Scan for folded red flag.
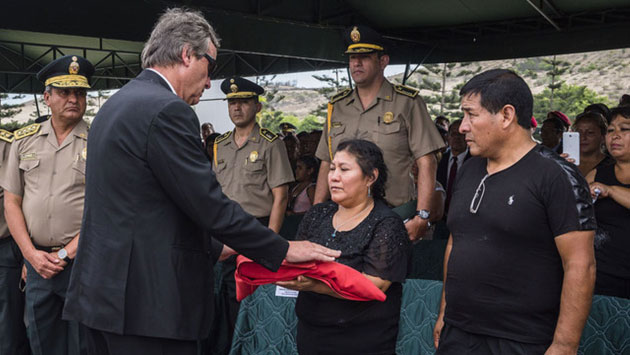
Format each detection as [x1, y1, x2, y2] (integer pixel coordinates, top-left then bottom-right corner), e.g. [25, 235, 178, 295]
[234, 255, 386, 302]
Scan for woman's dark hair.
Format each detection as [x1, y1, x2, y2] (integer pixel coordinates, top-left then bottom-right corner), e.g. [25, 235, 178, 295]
[297, 155, 319, 182]
[609, 106, 630, 122]
[583, 103, 610, 123]
[336, 139, 388, 201]
[573, 111, 607, 136]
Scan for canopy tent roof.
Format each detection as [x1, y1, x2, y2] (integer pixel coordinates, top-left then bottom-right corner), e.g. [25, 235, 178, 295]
[1, 0, 629, 93]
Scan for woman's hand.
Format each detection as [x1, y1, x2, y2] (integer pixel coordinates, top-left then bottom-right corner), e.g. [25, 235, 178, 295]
[433, 312, 445, 349]
[559, 153, 576, 165]
[590, 181, 610, 199]
[276, 275, 322, 293]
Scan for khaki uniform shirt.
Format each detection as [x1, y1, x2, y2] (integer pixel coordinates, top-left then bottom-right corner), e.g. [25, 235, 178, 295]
[214, 124, 294, 217]
[0, 134, 13, 239]
[316, 80, 445, 206]
[2, 119, 88, 247]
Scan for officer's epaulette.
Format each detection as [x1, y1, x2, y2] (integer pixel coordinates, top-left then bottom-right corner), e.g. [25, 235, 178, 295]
[214, 131, 232, 144]
[260, 127, 278, 143]
[394, 84, 419, 99]
[0, 129, 14, 143]
[14, 123, 41, 140]
[329, 88, 352, 104]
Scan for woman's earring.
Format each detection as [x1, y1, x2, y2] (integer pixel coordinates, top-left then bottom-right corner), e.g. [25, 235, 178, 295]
[367, 186, 372, 198]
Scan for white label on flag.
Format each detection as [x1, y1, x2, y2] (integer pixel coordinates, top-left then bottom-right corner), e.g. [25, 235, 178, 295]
[275, 286, 299, 298]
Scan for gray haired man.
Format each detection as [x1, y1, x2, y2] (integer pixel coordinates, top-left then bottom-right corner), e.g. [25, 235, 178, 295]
[63, 8, 340, 355]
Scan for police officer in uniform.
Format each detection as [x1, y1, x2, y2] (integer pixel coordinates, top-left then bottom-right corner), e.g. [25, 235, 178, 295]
[0, 128, 30, 355]
[2, 55, 93, 355]
[280, 122, 300, 171]
[314, 25, 445, 241]
[213, 76, 294, 345]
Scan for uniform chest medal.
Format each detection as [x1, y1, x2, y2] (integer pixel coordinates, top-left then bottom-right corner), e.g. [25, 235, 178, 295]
[81, 147, 87, 160]
[249, 151, 258, 162]
[383, 112, 394, 124]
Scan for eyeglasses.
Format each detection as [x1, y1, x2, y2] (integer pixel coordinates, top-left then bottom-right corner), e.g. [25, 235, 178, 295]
[203, 54, 217, 77]
[469, 174, 489, 214]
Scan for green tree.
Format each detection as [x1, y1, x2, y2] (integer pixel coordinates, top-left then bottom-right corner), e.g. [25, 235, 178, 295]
[0, 93, 25, 124]
[543, 56, 570, 110]
[310, 69, 349, 118]
[407, 63, 462, 119]
[296, 114, 324, 133]
[257, 109, 282, 134]
[533, 84, 612, 122]
[0, 119, 35, 132]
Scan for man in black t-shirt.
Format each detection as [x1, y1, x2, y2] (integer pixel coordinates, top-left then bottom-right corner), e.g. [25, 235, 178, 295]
[433, 69, 596, 355]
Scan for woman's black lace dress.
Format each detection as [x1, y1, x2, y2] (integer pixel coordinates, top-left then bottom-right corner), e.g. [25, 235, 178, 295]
[294, 200, 411, 355]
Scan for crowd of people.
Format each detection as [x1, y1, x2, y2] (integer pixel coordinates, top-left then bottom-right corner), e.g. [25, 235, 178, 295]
[0, 7, 628, 355]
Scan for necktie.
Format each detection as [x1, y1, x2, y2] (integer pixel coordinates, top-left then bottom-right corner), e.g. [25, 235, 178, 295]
[445, 155, 458, 212]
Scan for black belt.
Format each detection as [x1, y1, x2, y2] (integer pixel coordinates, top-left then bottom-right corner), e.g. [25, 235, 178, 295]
[34, 244, 63, 253]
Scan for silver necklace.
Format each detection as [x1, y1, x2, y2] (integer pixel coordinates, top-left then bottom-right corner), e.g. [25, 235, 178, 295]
[331, 202, 373, 238]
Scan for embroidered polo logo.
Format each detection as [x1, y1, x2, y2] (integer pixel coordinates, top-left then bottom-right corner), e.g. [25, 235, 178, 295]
[508, 195, 515, 205]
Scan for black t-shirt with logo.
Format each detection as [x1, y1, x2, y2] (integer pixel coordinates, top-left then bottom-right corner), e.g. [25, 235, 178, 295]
[445, 144, 596, 344]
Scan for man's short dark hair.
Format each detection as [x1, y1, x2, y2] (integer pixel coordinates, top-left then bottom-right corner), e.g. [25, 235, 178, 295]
[460, 69, 533, 129]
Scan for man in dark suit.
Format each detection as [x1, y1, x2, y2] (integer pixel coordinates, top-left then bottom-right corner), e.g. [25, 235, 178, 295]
[62, 8, 339, 355]
[436, 119, 471, 215]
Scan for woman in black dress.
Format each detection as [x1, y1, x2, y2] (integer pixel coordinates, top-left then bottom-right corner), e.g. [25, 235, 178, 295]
[586, 106, 630, 299]
[277, 139, 411, 355]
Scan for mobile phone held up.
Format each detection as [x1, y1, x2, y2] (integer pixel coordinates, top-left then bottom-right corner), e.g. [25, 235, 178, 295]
[563, 132, 580, 166]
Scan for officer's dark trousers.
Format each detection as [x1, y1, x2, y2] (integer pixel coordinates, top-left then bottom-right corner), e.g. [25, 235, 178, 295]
[25, 260, 85, 355]
[85, 327, 197, 355]
[0, 237, 30, 355]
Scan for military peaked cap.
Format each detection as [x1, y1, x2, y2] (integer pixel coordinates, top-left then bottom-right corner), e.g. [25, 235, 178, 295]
[220, 77, 264, 99]
[344, 25, 386, 54]
[37, 55, 94, 89]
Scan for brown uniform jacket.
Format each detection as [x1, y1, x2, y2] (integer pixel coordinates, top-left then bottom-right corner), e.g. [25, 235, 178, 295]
[214, 124, 294, 217]
[315, 80, 445, 206]
[2, 119, 87, 247]
[0, 130, 14, 239]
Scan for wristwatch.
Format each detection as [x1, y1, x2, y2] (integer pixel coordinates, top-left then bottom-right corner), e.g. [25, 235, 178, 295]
[57, 248, 71, 263]
[415, 209, 430, 220]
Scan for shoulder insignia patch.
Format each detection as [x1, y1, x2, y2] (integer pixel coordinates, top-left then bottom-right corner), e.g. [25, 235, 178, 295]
[14, 123, 41, 140]
[0, 129, 14, 143]
[394, 84, 419, 99]
[330, 88, 352, 104]
[214, 131, 232, 145]
[260, 128, 278, 143]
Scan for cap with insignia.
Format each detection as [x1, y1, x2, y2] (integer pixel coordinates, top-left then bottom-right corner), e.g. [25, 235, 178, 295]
[344, 25, 386, 54]
[36, 55, 94, 89]
[279, 122, 297, 135]
[220, 77, 264, 99]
